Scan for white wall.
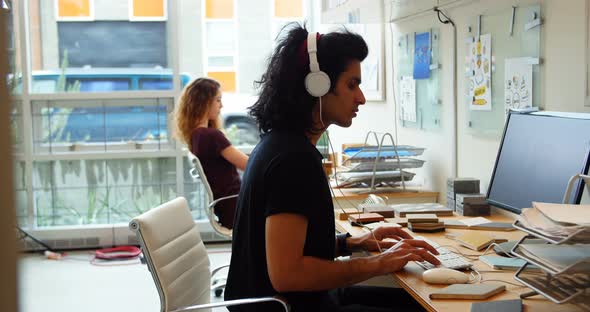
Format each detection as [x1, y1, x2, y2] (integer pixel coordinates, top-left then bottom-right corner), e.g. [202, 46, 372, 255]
[330, 0, 590, 203]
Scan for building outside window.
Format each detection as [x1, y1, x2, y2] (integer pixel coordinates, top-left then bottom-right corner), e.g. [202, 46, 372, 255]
[8, 0, 317, 247]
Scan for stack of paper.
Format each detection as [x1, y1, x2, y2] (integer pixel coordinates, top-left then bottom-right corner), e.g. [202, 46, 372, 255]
[391, 203, 454, 217]
[518, 243, 590, 273]
[517, 202, 590, 242]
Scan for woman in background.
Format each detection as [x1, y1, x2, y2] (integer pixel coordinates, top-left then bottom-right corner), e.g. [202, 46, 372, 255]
[173, 77, 248, 229]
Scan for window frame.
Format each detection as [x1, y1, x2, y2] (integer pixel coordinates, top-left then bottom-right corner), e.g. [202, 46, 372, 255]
[270, 0, 305, 45]
[128, 0, 168, 22]
[202, 0, 238, 92]
[54, 0, 95, 22]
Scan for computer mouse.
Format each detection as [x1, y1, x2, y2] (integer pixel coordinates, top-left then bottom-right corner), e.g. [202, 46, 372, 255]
[422, 268, 470, 284]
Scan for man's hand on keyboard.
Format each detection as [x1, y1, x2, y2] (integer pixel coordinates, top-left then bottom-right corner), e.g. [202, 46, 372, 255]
[348, 226, 417, 252]
[376, 240, 441, 273]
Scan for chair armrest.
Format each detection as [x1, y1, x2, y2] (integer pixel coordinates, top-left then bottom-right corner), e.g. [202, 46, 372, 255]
[208, 194, 239, 210]
[170, 296, 289, 312]
[211, 264, 230, 277]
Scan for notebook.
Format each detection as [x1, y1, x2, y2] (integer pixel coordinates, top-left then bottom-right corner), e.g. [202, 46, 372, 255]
[471, 299, 522, 312]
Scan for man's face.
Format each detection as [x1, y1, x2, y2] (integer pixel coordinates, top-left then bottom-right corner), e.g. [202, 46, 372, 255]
[321, 60, 366, 128]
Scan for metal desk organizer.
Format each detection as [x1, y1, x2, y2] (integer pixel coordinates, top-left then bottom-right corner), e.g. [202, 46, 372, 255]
[337, 131, 425, 192]
[510, 174, 590, 307]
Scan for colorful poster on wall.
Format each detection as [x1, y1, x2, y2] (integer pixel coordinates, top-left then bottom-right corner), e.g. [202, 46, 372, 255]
[468, 34, 492, 111]
[504, 57, 532, 114]
[413, 32, 431, 79]
[400, 75, 416, 122]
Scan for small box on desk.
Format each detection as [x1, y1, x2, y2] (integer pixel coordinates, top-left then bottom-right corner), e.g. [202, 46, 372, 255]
[447, 178, 480, 199]
[456, 203, 490, 216]
[348, 213, 385, 224]
[446, 197, 455, 211]
[456, 193, 486, 205]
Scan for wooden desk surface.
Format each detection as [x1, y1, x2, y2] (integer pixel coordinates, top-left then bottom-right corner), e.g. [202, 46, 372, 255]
[336, 214, 585, 312]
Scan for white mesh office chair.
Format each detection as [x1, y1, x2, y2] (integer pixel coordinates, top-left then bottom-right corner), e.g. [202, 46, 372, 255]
[129, 197, 289, 312]
[187, 152, 235, 296]
[188, 152, 234, 238]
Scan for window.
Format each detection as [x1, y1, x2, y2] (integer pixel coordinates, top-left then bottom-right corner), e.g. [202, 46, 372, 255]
[31, 2, 172, 94]
[205, 0, 233, 19]
[274, 0, 302, 18]
[31, 99, 173, 154]
[14, 162, 27, 227]
[130, 0, 167, 21]
[204, 0, 237, 92]
[32, 158, 177, 226]
[207, 71, 236, 93]
[55, 0, 94, 21]
[271, 0, 304, 43]
[10, 101, 23, 154]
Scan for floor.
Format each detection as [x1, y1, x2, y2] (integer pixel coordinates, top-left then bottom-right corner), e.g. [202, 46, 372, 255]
[18, 243, 232, 312]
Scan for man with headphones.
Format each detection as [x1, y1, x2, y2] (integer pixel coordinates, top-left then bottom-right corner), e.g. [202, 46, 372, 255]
[225, 23, 439, 312]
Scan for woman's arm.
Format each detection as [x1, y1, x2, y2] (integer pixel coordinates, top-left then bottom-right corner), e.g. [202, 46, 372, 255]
[221, 145, 249, 171]
[265, 213, 440, 292]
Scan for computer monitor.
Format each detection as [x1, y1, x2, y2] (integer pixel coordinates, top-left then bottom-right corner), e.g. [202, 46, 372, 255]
[487, 112, 590, 214]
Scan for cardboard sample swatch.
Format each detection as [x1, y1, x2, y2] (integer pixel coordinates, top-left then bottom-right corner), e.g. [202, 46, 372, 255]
[455, 232, 494, 251]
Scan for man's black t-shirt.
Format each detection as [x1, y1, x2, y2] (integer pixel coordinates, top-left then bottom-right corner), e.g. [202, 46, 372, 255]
[225, 130, 335, 311]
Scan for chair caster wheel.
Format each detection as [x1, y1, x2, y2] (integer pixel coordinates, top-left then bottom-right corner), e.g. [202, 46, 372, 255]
[214, 288, 223, 297]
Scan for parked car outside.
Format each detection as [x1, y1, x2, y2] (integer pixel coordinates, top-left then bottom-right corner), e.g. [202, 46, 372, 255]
[26, 68, 260, 147]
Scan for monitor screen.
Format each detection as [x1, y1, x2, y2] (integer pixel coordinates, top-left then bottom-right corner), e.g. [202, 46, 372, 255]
[487, 112, 590, 213]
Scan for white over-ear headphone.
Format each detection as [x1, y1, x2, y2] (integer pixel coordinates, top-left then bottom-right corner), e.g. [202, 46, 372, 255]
[304, 32, 331, 97]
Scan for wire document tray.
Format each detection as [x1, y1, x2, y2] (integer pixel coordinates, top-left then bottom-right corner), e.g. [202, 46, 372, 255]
[509, 174, 590, 306]
[339, 132, 425, 192]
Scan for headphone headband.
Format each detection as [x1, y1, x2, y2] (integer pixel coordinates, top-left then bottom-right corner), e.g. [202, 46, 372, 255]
[307, 32, 320, 73]
[304, 32, 331, 97]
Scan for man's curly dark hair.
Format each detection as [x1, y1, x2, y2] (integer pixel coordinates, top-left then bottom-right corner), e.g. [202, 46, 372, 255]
[249, 22, 368, 134]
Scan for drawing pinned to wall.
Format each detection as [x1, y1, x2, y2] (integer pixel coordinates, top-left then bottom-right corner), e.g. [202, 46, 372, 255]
[321, 23, 384, 101]
[413, 32, 431, 79]
[400, 76, 416, 122]
[468, 34, 492, 111]
[504, 57, 532, 114]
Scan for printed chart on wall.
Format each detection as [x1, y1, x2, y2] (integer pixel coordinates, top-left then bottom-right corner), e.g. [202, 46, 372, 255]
[504, 57, 532, 115]
[400, 75, 416, 122]
[468, 34, 492, 111]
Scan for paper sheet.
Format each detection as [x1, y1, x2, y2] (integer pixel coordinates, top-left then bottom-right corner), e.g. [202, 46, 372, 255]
[504, 57, 533, 115]
[460, 217, 491, 226]
[400, 75, 416, 122]
[468, 34, 492, 111]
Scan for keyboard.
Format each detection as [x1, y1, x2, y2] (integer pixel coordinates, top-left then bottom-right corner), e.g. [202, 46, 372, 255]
[414, 236, 473, 270]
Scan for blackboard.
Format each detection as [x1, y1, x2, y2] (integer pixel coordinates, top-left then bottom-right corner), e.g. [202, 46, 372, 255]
[58, 21, 167, 68]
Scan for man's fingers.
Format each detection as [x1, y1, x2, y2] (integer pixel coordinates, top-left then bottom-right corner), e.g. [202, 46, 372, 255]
[412, 248, 441, 265]
[398, 239, 439, 255]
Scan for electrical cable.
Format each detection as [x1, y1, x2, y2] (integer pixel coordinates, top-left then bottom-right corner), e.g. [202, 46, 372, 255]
[434, 7, 455, 26]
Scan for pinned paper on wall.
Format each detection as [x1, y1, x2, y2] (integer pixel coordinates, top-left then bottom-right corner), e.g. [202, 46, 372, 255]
[413, 32, 431, 79]
[504, 57, 532, 114]
[400, 76, 416, 122]
[468, 34, 492, 111]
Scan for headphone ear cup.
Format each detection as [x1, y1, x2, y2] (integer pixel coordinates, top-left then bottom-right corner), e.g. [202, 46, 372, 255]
[305, 71, 331, 97]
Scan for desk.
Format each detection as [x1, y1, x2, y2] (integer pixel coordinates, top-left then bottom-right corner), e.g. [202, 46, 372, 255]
[336, 214, 585, 312]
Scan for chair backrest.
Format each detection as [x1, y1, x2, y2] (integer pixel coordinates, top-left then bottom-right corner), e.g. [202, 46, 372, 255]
[187, 152, 232, 238]
[129, 197, 211, 312]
